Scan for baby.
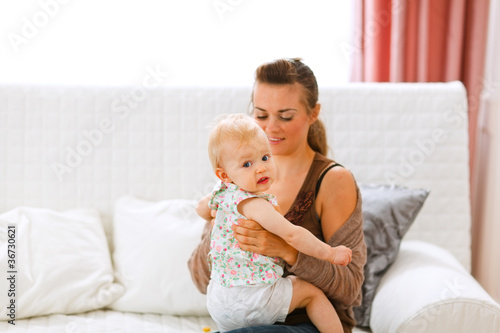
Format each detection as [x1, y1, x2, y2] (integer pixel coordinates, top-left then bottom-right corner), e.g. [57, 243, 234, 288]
[200, 113, 352, 332]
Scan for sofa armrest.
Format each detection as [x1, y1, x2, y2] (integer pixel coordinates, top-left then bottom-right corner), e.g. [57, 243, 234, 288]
[369, 240, 500, 333]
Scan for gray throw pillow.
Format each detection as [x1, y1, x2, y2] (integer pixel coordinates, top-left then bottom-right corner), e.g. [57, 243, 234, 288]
[354, 184, 430, 328]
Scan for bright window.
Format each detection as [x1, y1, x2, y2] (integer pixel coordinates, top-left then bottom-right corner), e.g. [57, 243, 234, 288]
[0, 0, 353, 87]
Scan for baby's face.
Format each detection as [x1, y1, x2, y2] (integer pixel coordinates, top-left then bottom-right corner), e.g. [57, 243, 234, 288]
[220, 133, 277, 193]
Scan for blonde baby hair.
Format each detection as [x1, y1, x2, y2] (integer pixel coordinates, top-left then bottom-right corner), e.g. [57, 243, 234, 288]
[208, 113, 265, 171]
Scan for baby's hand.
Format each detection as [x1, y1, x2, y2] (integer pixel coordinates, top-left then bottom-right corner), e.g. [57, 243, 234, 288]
[331, 246, 352, 266]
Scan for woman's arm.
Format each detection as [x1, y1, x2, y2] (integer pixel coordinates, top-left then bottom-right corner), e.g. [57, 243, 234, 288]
[287, 223, 365, 306]
[238, 198, 352, 266]
[289, 168, 366, 306]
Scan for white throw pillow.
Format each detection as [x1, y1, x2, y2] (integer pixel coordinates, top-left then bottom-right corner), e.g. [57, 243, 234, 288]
[0, 207, 124, 321]
[109, 196, 209, 315]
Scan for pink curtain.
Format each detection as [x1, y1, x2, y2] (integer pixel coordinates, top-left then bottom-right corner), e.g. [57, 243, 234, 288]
[350, 0, 491, 277]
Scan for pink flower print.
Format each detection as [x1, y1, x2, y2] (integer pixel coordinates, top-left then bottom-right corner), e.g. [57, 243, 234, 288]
[227, 257, 234, 264]
[253, 253, 259, 260]
[265, 272, 273, 279]
[230, 270, 237, 275]
[216, 245, 222, 252]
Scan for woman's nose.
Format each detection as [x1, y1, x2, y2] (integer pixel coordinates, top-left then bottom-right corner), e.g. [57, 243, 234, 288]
[266, 116, 280, 133]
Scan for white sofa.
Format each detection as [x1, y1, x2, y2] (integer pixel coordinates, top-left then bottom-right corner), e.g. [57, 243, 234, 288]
[1, 81, 499, 332]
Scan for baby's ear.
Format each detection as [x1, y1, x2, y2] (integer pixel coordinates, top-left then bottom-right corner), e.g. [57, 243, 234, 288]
[215, 168, 232, 183]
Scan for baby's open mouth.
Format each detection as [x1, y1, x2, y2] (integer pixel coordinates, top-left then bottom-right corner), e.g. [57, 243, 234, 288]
[257, 177, 269, 184]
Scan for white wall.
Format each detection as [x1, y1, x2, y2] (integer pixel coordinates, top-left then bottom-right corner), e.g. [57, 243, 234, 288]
[0, 0, 352, 87]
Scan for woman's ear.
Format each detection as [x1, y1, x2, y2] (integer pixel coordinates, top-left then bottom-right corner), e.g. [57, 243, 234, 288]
[309, 103, 321, 124]
[215, 168, 232, 183]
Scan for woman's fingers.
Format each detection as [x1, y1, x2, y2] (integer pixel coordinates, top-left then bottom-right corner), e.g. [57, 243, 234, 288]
[232, 223, 260, 245]
[232, 220, 290, 258]
[235, 218, 264, 230]
[231, 219, 263, 242]
[231, 219, 299, 266]
[232, 221, 266, 250]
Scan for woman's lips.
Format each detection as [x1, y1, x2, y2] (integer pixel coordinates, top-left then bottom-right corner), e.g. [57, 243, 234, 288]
[268, 137, 284, 145]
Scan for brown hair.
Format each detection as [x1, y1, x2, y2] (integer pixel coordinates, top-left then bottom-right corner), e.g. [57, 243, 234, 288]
[252, 58, 327, 155]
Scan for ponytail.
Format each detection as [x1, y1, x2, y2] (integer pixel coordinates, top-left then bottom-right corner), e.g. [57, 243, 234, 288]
[308, 119, 327, 156]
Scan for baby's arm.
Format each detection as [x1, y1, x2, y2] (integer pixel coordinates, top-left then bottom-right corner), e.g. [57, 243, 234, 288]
[196, 193, 214, 222]
[238, 198, 351, 266]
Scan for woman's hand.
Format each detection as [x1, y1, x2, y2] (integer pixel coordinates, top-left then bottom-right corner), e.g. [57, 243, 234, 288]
[232, 218, 299, 266]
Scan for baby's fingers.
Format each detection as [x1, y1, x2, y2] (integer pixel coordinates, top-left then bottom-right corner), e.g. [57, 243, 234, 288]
[335, 247, 352, 266]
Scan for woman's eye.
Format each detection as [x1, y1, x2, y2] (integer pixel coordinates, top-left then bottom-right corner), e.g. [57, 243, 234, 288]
[280, 116, 293, 121]
[262, 155, 270, 162]
[255, 115, 267, 120]
[243, 161, 252, 168]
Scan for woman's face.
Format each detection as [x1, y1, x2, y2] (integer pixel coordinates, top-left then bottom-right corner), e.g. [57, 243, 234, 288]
[252, 82, 316, 157]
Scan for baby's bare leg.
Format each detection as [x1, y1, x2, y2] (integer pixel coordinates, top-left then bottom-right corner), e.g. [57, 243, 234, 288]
[288, 276, 342, 333]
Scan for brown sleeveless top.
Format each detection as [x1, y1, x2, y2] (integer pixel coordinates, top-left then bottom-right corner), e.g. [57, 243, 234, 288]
[283, 152, 366, 332]
[284, 152, 340, 240]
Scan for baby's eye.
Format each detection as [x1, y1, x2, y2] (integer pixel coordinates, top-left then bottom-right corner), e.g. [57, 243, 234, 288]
[243, 161, 252, 168]
[262, 155, 270, 162]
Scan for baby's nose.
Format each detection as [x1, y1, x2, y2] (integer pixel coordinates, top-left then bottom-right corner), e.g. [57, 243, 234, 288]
[256, 163, 266, 173]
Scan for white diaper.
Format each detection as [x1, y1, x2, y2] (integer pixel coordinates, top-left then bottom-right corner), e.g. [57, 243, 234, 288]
[207, 277, 293, 332]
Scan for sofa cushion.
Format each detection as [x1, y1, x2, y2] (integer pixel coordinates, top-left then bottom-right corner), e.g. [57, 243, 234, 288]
[354, 184, 430, 327]
[0, 207, 123, 320]
[110, 196, 209, 316]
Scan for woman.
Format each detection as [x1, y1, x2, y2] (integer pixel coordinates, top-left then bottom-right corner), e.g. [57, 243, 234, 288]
[188, 58, 366, 333]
